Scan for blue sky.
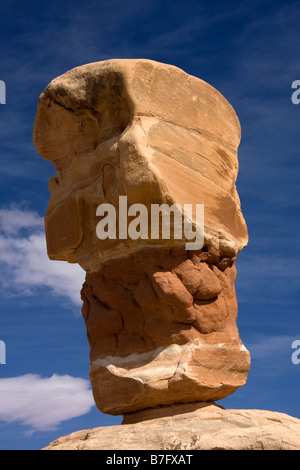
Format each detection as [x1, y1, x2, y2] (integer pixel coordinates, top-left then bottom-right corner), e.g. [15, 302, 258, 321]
[0, 0, 299, 450]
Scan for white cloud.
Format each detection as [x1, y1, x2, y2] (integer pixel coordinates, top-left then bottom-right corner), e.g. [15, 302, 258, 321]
[0, 205, 85, 307]
[0, 206, 43, 235]
[0, 374, 94, 433]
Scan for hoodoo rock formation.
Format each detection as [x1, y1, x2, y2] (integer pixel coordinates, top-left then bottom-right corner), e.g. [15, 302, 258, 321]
[34, 59, 251, 416]
[34, 60, 300, 450]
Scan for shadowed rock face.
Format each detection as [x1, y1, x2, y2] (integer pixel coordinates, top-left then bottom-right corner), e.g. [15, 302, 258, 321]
[33, 59, 250, 416]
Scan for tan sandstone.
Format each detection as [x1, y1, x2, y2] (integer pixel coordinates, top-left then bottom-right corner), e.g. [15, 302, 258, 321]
[33, 58, 248, 270]
[43, 402, 300, 450]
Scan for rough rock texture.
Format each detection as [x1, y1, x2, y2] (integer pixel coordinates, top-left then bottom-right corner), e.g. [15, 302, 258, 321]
[33, 59, 250, 416]
[43, 402, 300, 450]
[82, 246, 250, 415]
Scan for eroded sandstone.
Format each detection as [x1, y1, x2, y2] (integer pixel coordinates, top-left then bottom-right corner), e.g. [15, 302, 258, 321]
[33, 59, 248, 271]
[81, 245, 249, 414]
[43, 402, 300, 450]
[33, 59, 250, 416]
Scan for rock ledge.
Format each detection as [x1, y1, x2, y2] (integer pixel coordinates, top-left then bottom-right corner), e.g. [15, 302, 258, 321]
[43, 402, 300, 450]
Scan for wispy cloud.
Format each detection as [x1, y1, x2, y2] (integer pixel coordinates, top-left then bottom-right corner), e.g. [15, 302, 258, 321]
[0, 205, 43, 235]
[243, 333, 300, 378]
[0, 374, 94, 433]
[0, 205, 85, 307]
[247, 333, 297, 360]
[235, 251, 300, 307]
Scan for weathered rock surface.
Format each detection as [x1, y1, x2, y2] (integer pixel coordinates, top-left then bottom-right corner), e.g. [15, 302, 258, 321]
[33, 59, 250, 416]
[33, 59, 248, 271]
[82, 246, 250, 415]
[43, 402, 300, 450]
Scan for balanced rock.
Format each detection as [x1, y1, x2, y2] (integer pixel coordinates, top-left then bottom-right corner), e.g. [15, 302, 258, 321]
[33, 59, 250, 416]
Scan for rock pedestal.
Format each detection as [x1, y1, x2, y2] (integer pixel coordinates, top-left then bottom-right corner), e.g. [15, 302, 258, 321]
[43, 402, 300, 450]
